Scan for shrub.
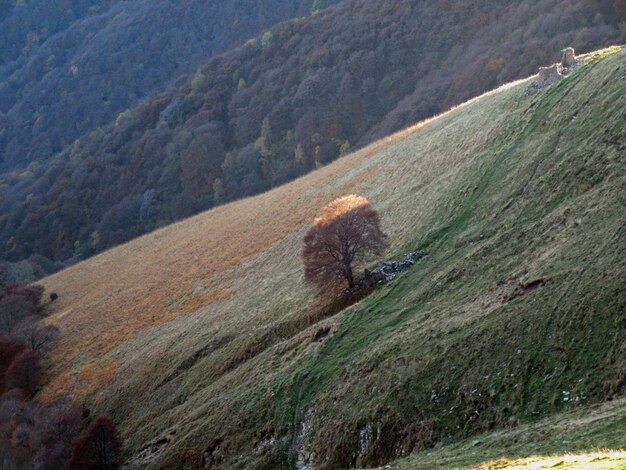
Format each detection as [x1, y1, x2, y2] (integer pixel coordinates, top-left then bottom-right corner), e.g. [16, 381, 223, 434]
[68, 415, 123, 470]
[5, 350, 42, 397]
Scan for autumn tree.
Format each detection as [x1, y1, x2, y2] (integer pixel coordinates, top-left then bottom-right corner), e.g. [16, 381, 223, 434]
[68, 416, 123, 470]
[180, 133, 225, 196]
[34, 398, 83, 469]
[0, 338, 26, 393]
[303, 195, 388, 291]
[37, 397, 83, 447]
[5, 350, 42, 397]
[13, 316, 60, 351]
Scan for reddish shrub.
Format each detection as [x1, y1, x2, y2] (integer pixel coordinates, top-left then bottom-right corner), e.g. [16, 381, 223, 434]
[0, 338, 27, 393]
[0, 284, 44, 308]
[68, 416, 123, 470]
[5, 350, 42, 397]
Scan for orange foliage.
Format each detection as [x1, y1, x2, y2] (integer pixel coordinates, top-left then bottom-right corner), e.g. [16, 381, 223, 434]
[303, 195, 388, 290]
[314, 194, 370, 224]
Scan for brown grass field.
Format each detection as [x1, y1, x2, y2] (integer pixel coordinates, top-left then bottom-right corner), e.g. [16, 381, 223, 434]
[38, 67, 497, 402]
[40, 128, 391, 400]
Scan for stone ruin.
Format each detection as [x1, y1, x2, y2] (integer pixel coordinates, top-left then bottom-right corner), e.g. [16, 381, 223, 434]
[361, 250, 426, 286]
[561, 47, 578, 68]
[536, 63, 564, 87]
[533, 47, 579, 88]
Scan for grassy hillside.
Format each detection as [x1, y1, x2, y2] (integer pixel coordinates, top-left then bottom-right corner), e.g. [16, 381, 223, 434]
[3, 0, 625, 276]
[39, 47, 625, 468]
[387, 398, 626, 469]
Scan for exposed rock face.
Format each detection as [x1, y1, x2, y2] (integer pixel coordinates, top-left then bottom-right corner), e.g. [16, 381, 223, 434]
[125, 432, 176, 468]
[293, 410, 315, 470]
[362, 251, 426, 286]
[357, 423, 374, 465]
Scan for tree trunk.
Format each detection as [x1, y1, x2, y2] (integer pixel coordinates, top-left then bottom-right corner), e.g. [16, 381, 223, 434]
[346, 263, 354, 289]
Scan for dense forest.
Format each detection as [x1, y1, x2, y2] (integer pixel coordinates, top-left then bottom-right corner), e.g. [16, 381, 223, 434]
[0, 0, 338, 169]
[1, 0, 625, 280]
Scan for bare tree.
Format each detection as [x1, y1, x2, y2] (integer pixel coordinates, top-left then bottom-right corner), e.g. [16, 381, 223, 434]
[303, 195, 388, 291]
[34, 398, 83, 470]
[12, 316, 59, 351]
[0, 389, 38, 468]
[36, 397, 83, 449]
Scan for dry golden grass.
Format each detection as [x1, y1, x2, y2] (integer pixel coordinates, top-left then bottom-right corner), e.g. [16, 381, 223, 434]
[472, 452, 626, 470]
[73, 357, 119, 398]
[37, 63, 555, 408]
[39, 124, 400, 401]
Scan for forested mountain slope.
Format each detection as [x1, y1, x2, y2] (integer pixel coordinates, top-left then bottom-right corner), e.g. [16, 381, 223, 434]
[2, 0, 624, 279]
[38, 47, 626, 468]
[0, 0, 337, 169]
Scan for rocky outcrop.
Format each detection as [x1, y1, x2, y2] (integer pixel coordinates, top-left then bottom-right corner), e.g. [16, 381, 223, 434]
[362, 251, 426, 286]
[293, 409, 315, 470]
[125, 431, 176, 468]
[535, 64, 564, 87]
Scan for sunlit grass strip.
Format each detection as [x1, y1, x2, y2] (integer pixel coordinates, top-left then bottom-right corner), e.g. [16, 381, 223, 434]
[578, 44, 624, 62]
[469, 450, 626, 470]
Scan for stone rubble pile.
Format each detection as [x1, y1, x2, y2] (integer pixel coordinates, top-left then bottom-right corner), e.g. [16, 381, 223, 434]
[362, 250, 426, 286]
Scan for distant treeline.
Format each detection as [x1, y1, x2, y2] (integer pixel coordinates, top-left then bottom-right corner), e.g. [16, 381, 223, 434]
[1, 0, 624, 279]
[0, 0, 336, 169]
